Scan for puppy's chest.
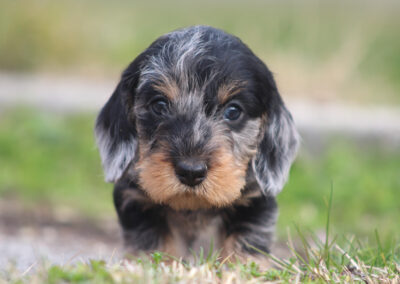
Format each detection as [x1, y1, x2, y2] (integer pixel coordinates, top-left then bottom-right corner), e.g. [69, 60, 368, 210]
[166, 211, 224, 258]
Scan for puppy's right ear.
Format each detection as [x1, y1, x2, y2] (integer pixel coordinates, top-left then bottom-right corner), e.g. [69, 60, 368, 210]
[95, 60, 143, 183]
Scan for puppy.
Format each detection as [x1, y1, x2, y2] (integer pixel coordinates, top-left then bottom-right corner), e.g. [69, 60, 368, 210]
[95, 26, 299, 264]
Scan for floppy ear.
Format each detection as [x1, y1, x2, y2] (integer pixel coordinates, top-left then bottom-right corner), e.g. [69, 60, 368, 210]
[95, 57, 144, 183]
[252, 95, 300, 196]
[95, 80, 138, 183]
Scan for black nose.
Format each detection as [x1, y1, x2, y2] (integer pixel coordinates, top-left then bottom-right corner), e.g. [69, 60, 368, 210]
[175, 159, 207, 187]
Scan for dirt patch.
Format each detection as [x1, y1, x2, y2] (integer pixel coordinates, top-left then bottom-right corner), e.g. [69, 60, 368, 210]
[0, 199, 122, 271]
[0, 199, 292, 271]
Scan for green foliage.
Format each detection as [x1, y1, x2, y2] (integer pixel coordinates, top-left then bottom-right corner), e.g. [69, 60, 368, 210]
[45, 260, 113, 284]
[0, 0, 400, 103]
[278, 141, 400, 244]
[0, 108, 113, 217]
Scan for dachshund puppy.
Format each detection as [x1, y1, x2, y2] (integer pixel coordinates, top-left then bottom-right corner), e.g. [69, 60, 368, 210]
[95, 26, 299, 263]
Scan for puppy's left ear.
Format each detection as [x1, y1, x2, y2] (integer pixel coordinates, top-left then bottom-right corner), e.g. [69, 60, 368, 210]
[252, 75, 300, 196]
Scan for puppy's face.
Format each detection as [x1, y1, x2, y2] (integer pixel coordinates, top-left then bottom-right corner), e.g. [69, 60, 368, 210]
[96, 26, 299, 210]
[134, 68, 262, 210]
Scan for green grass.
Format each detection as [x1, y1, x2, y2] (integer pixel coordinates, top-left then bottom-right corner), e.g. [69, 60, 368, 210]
[2, 232, 399, 283]
[1, 0, 400, 104]
[0, 109, 399, 243]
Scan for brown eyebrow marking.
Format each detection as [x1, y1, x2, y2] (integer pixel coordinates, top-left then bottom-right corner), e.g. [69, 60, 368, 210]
[152, 77, 180, 100]
[217, 81, 246, 104]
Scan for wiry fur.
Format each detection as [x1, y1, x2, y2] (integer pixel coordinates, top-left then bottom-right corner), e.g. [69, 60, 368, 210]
[95, 26, 299, 263]
[252, 107, 300, 196]
[95, 125, 137, 182]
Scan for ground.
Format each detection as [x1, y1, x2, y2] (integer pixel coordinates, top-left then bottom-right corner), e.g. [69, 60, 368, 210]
[0, 199, 120, 271]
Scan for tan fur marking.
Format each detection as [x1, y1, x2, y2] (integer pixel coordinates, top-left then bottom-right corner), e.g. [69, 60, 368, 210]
[160, 234, 180, 257]
[221, 235, 271, 270]
[153, 79, 180, 100]
[136, 142, 247, 210]
[217, 81, 246, 104]
[233, 190, 263, 206]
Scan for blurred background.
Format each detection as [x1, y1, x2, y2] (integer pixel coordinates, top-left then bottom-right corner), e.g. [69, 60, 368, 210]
[0, 0, 399, 268]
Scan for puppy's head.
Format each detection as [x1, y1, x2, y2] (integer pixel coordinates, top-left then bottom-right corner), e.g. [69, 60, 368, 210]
[96, 26, 299, 210]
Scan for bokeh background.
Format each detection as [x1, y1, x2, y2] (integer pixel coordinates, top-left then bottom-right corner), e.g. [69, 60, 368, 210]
[0, 0, 399, 256]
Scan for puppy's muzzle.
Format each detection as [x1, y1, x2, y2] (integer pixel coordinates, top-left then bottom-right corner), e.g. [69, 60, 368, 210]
[175, 158, 207, 187]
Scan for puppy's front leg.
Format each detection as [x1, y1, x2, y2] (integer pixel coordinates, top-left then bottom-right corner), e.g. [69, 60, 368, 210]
[113, 179, 169, 254]
[221, 195, 277, 266]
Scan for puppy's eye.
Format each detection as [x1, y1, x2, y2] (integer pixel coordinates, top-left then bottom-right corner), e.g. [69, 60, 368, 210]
[223, 104, 242, 121]
[151, 99, 169, 116]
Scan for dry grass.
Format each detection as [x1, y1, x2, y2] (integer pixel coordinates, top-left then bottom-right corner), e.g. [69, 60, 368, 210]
[2, 238, 399, 283]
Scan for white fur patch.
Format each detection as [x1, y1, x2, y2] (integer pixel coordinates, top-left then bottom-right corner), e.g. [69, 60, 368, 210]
[95, 125, 137, 182]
